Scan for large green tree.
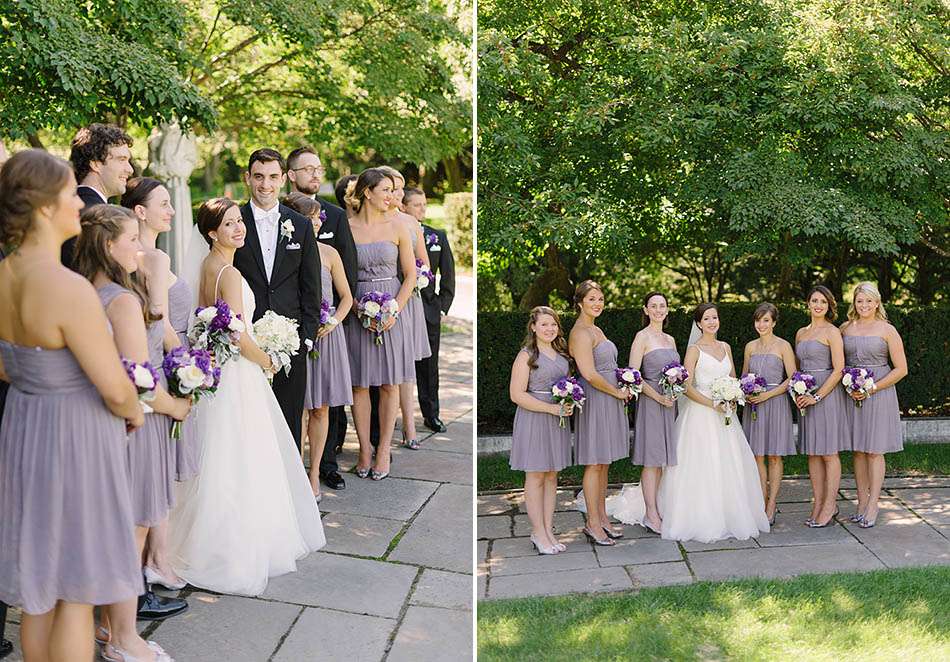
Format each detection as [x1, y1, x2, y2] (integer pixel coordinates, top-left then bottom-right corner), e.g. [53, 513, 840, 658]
[478, 0, 948, 310]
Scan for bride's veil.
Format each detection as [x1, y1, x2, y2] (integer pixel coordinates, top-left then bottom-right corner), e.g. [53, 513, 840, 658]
[677, 318, 703, 414]
[181, 223, 209, 320]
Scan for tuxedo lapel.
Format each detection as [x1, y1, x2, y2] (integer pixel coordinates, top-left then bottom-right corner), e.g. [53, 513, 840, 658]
[240, 204, 268, 281]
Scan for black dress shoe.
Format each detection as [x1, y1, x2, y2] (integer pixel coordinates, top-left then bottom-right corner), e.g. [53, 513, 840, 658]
[0, 638, 12, 659]
[424, 417, 447, 433]
[137, 589, 188, 621]
[320, 470, 346, 490]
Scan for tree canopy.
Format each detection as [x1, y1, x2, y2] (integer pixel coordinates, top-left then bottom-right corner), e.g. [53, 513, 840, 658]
[478, 0, 948, 310]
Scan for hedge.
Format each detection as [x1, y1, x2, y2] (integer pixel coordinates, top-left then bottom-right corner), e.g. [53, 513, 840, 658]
[477, 303, 950, 434]
[443, 192, 472, 270]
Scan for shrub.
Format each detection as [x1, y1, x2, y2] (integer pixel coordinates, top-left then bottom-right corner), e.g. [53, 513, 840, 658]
[443, 192, 472, 269]
[477, 304, 950, 433]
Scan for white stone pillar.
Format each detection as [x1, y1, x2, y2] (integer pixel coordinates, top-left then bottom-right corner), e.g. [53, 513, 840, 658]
[148, 122, 198, 274]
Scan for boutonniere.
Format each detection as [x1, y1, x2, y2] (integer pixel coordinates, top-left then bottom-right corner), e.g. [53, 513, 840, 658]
[425, 232, 439, 247]
[280, 219, 295, 241]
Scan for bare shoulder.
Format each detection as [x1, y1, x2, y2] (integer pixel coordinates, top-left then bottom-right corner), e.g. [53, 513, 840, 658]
[41, 266, 98, 306]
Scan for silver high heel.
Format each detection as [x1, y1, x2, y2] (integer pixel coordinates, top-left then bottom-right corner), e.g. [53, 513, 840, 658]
[583, 527, 616, 546]
[530, 535, 559, 555]
[144, 565, 186, 591]
[101, 641, 174, 662]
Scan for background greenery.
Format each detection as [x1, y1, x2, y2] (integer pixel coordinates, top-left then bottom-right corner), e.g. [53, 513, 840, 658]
[0, 0, 472, 196]
[478, 0, 948, 311]
[477, 303, 950, 433]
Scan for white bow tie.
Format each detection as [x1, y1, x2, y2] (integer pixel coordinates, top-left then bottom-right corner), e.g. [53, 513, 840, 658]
[255, 209, 280, 224]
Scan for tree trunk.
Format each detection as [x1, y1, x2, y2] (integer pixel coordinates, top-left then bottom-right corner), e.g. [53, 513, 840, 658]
[202, 152, 221, 193]
[26, 133, 45, 149]
[519, 245, 574, 311]
[442, 156, 464, 193]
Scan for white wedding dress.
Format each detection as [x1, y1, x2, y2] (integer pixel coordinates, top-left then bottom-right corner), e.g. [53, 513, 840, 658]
[607, 349, 769, 542]
[168, 269, 325, 596]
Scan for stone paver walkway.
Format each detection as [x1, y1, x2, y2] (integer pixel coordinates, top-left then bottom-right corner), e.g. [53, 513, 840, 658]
[4, 326, 473, 661]
[478, 475, 950, 600]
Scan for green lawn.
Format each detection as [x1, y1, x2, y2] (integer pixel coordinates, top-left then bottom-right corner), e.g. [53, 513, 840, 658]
[477, 443, 950, 492]
[478, 567, 950, 661]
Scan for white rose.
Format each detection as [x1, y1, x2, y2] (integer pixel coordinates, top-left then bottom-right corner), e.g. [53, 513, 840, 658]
[197, 307, 217, 322]
[176, 364, 206, 392]
[229, 317, 245, 332]
[793, 382, 807, 395]
[417, 275, 430, 289]
[842, 374, 853, 387]
[865, 377, 875, 391]
[665, 368, 678, 378]
[363, 301, 381, 316]
[622, 369, 635, 381]
[132, 364, 155, 389]
[327, 316, 339, 326]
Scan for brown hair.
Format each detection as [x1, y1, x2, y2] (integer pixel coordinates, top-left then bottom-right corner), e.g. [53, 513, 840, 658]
[641, 291, 669, 328]
[521, 306, 570, 371]
[403, 187, 425, 202]
[0, 149, 73, 249]
[69, 124, 133, 183]
[281, 191, 321, 220]
[196, 198, 238, 247]
[753, 302, 779, 323]
[75, 205, 160, 324]
[121, 177, 165, 217]
[378, 165, 405, 184]
[573, 280, 604, 310]
[247, 148, 285, 174]
[286, 146, 317, 171]
[344, 168, 395, 213]
[693, 302, 718, 328]
[807, 285, 837, 322]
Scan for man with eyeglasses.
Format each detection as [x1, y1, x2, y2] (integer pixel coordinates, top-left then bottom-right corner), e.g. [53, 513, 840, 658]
[286, 147, 356, 492]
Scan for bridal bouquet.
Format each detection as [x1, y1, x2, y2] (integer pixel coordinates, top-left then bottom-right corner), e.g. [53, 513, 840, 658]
[414, 259, 434, 296]
[710, 376, 745, 425]
[841, 367, 876, 408]
[739, 373, 768, 420]
[788, 371, 818, 417]
[551, 376, 585, 428]
[615, 367, 643, 414]
[189, 299, 244, 366]
[659, 361, 689, 399]
[307, 299, 339, 360]
[162, 347, 221, 439]
[253, 311, 300, 378]
[122, 358, 160, 414]
[357, 291, 400, 345]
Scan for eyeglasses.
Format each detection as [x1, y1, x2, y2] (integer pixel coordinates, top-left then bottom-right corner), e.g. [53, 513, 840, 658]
[292, 165, 325, 176]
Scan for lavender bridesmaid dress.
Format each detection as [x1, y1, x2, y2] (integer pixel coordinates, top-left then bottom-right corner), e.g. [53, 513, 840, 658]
[795, 340, 850, 455]
[98, 282, 176, 526]
[843, 335, 903, 453]
[741, 354, 796, 456]
[404, 229, 432, 362]
[304, 266, 353, 409]
[0, 341, 141, 614]
[345, 242, 415, 387]
[509, 350, 572, 472]
[575, 339, 629, 465]
[168, 276, 200, 482]
[632, 348, 679, 467]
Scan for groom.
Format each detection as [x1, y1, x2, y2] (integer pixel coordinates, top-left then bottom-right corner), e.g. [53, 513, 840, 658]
[235, 148, 322, 450]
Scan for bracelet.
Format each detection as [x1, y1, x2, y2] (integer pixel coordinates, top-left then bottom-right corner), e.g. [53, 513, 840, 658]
[814, 393, 823, 403]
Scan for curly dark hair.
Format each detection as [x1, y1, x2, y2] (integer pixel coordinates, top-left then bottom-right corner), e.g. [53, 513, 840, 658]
[0, 149, 74, 249]
[69, 124, 133, 183]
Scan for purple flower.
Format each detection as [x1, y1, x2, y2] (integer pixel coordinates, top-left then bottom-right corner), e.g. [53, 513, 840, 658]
[659, 361, 689, 399]
[319, 208, 327, 222]
[551, 376, 586, 428]
[740, 373, 768, 420]
[121, 358, 160, 414]
[425, 232, 439, 247]
[357, 291, 399, 345]
[842, 367, 876, 408]
[788, 371, 818, 417]
[162, 346, 220, 438]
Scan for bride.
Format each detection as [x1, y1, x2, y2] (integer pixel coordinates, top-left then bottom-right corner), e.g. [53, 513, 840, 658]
[168, 198, 325, 596]
[608, 302, 769, 542]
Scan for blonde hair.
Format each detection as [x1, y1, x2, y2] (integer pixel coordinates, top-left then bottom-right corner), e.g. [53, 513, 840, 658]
[848, 281, 888, 322]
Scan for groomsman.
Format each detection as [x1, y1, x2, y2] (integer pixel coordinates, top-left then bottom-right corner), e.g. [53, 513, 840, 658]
[62, 124, 134, 268]
[286, 147, 354, 491]
[404, 188, 455, 432]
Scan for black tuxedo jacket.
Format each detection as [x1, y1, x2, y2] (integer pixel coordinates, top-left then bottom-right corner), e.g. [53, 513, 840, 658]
[315, 200, 357, 299]
[420, 225, 455, 325]
[235, 203, 322, 346]
[62, 186, 108, 269]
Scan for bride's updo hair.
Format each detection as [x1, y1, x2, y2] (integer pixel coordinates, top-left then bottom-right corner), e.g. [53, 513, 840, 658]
[0, 149, 73, 249]
[196, 197, 238, 247]
[344, 168, 395, 213]
[692, 302, 718, 329]
[573, 280, 604, 310]
[806, 285, 837, 322]
[641, 291, 669, 328]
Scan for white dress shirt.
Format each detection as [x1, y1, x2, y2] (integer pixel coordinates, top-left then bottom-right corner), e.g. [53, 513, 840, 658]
[250, 201, 281, 281]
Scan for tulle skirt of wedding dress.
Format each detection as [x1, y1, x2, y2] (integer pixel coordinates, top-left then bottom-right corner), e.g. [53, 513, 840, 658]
[603, 400, 769, 543]
[168, 356, 326, 596]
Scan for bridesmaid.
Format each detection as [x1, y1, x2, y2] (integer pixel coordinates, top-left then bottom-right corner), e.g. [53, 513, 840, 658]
[282, 193, 354, 501]
[343, 169, 416, 479]
[76, 204, 190, 662]
[509, 306, 574, 555]
[121, 177, 191, 592]
[841, 282, 907, 528]
[380, 165, 431, 449]
[0, 150, 142, 662]
[569, 280, 631, 546]
[794, 285, 848, 529]
[741, 303, 797, 524]
[628, 291, 678, 534]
